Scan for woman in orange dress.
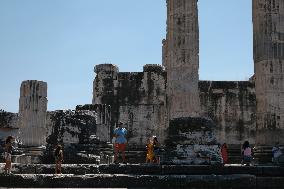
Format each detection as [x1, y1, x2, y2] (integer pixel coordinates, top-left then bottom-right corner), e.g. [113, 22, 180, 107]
[146, 138, 154, 163]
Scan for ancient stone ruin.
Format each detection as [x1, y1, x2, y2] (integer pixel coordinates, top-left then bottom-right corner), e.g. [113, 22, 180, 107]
[19, 80, 47, 147]
[0, 0, 284, 166]
[253, 0, 284, 162]
[1, 0, 284, 188]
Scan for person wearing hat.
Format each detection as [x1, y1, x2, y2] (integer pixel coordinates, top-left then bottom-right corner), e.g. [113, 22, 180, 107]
[113, 121, 127, 164]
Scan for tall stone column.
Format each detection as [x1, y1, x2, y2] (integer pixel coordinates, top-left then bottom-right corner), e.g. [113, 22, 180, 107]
[163, 1, 221, 165]
[253, 0, 284, 145]
[165, 0, 200, 120]
[19, 80, 47, 146]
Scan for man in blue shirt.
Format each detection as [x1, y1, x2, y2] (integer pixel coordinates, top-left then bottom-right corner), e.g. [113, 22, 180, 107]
[113, 121, 127, 164]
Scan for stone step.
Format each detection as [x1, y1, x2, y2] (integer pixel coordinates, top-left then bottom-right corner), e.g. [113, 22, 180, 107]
[1, 164, 284, 176]
[0, 173, 283, 188]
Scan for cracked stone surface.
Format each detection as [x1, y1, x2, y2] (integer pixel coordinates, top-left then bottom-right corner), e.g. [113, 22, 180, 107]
[19, 80, 47, 147]
[253, 0, 284, 145]
[0, 164, 283, 188]
[164, 0, 201, 119]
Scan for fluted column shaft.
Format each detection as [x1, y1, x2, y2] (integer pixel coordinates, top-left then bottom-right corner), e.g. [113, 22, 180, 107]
[165, 0, 200, 119]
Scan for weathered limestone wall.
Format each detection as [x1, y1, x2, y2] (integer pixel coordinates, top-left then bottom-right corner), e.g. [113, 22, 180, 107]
[164, 0, 201, 119]
[163, 0, 222, 165]
[93, 64, 119, 133]
[119, 105, 166, 146]
[199, 81, 256, 145]
[92, 63, 259, 147]
[76, 104, 111, 142]
[46, 104, 111, 145]
[0, 110, 19, 142]
[253, 0, 284, 145]
[165, 117, 222, 165]
[44, 104, 111, 163]
[118, 65, 167, 145]
[19, 80, 47, 147]
[93, 64, 167, 146]
[0, 110, 18, 129]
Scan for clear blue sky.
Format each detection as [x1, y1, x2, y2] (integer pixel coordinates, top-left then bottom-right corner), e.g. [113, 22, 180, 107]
[0, 0, 253, 113]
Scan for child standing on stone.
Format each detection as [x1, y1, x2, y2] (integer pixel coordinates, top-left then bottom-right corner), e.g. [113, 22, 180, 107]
[55, 144, 63, 174]
[4, 136, 14, 174]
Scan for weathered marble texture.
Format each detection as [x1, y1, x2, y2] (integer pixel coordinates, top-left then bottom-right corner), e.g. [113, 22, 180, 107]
[76, 104, 111, 142]
[19, 80, 47, 147]
[93, 64, 167, 146]
[92, 63, 258, 147]
[164, 0, 201, 119]
[164, 117, 222, 165]
[199, 81, 256, 145]
[46, 104, 110, 146]
[3, 0, 284, 165]
[42, 104, 112, 163]
[119, 104, 166, 146]
[253, 0, 284, 145]
[0, 110, 18, 128]
[93, 64, 119, 132]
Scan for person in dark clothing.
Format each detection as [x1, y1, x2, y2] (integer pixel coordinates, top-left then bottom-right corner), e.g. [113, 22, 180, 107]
[153, 136, 160, 164]
[54, 145, 63, 174]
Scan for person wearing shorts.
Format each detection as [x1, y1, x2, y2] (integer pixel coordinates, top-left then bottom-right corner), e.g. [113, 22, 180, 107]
[113, 121, 127, 164]
[4, 136, 14, 174]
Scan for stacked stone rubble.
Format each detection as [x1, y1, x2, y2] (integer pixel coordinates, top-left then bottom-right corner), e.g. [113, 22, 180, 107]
[199, 81, 256, 144]
[76, 104, 111, 142]
[164, 117, 222, 165]
[44, 104, 112, 164]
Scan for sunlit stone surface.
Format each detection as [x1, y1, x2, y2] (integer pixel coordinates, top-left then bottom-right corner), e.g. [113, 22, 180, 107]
[19, 80, 47, 147]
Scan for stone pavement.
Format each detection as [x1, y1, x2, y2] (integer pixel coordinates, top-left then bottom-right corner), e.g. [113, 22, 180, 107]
[0, 163, 283, 188]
